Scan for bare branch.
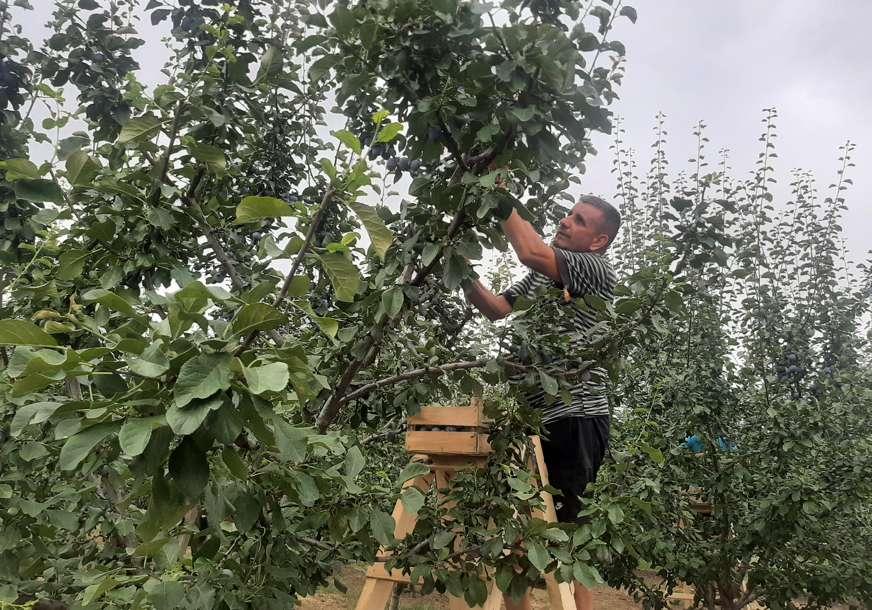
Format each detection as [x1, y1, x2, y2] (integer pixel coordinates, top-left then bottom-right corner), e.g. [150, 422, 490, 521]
[277, 188, 334, 302]
[341, 360, 490, 404]
[236, 188, 335, 354]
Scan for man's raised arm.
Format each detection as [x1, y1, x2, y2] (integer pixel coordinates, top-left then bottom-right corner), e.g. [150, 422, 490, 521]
[462, 279, 513, 321]
[500, 209, 561, 282]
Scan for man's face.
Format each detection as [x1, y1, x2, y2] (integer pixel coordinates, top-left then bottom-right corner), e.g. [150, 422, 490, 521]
[551, 202, 610, 252]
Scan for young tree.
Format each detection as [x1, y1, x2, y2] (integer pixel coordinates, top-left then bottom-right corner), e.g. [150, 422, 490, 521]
[0, 0, 636, 607]
[590, 111, 872, 609]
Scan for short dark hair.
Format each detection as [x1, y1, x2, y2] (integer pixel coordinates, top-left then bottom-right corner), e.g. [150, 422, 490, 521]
[579, 194, 621, 247]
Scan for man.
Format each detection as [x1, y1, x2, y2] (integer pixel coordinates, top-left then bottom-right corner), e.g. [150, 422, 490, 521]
[462, 195, 620, 610]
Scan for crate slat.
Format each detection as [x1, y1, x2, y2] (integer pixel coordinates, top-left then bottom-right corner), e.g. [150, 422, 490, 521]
[408, 405, 487, 428]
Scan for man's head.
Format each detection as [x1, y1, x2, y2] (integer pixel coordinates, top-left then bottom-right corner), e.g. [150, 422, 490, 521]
[552, 195, 621, 253]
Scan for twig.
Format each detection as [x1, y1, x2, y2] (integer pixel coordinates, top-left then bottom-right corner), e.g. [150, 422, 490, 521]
[341, 360, 489, 404]
[148, 105, 184, 205]
[361, 425, 407, 445]
[278, 188, 334, 302]
[445, 306, 475, 349]
[235, 188, 335, 355]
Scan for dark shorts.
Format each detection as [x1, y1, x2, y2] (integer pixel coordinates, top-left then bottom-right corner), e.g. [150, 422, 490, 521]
[540, 415, 610, 523]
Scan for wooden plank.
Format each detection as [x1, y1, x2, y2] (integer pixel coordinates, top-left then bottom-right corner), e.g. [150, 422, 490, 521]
[544, 575, 577, 610]
[530, 436, 560, 523]
[408, 405, 485, 427]
[406, 431, 487, 455]
[354, 577, 395, 609]
[366, 563, 412, 584]
[448, 596, 473, 610]
[482, 581, 503, 610]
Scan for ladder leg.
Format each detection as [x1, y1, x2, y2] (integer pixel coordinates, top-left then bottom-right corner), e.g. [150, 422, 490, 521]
[544, 574, 577, 610]
[482, 580, 503, 610]
[448, 596, 474, 610]
[354, 578, 396, 610]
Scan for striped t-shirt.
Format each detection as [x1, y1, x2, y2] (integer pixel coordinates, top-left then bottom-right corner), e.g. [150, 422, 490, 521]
[502, 248, 617, 423]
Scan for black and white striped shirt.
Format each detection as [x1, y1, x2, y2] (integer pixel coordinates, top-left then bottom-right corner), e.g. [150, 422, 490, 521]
[502, 248, 617, 423]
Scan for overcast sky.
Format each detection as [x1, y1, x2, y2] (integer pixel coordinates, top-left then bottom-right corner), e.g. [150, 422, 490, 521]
[582, 0, 870, 265]
[18, 1, 869, 264]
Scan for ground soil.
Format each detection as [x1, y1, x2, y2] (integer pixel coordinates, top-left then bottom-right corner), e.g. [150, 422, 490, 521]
[297, 565, 644, 609]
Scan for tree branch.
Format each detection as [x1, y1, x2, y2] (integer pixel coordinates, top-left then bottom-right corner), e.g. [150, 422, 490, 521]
[236, 187, 335, 354]
[277, 188, 334, 302]
[314, 127, 514, 430]
[341, 360, 489, 404]
[148, 105, 184, 206]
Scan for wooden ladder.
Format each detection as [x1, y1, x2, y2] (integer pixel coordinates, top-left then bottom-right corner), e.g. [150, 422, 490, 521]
[354, 399, 576, 610]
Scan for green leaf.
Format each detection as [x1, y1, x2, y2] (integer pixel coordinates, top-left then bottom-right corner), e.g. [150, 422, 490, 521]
[370, 509, 395, 547]
[57, 249, 89, 281]
[400, 487, 425, 516]
[81, 577, 119, 607]
[0, 158, 41, 180]
[329, 5, 357, 36]
[619, 5, 637, 23]
[209, 402, 243, 445]
[169, 437, 209, 499]
[59, 422, 120, 471]
[664, 290, 684, 313]
[234, 196, 295, 224]
[614, 298, 642, 315]
[344, 445, 365, 479]
[229, 303, 287, 337]
[65, 150, 100, 185]
[432, 530, 453, 550]
[14, 179, 64, 203]
[174, 353, 233, 407]
[144, 579, 185, 609]
[347, 201, 394, 259]
[233, 494, 261, 533]
[0, 320, 58, 346]
[255, 44, 282, 83]
[119, 416, 165, 457]
[188, 142, 226, 175]
[317, 252, 361, 302]
[375, 122, 403, 143]
[126, 342, 170, 378]
[381, 286, 404, 318]
[333, 129, 362, 154]
[167, 394, 224, 436]
[289, 471, 317, 506]
[11, 401, 63, 436]
[372, 109, 390, 124]
[285, 275, 310, 297]
[422, 242, 441, 267]
[222, 446, 248, 479]
[118, 115, 161, 144]
[510, 106, 536, 122]
[527, 541, 551, 572]
[81, 288, 135, 315]
[607, 504, 625, 525]
[572, 562, 603, 587]
[310, 312, 339, 338]
[539, 370, 559, 395]
[398, 461, 430, 484]
[274, 419, 308, 463]
[243, 362, 289, 395]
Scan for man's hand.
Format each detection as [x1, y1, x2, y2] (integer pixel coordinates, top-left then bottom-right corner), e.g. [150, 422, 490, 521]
[462, 279, 513, 321]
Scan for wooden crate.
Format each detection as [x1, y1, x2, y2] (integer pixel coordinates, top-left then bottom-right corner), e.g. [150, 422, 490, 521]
[405, 399, 492, 457]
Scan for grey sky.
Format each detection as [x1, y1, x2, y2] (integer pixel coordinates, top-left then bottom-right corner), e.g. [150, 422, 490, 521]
[18, 1, 869, 264]
[581, 0, 870, 265]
